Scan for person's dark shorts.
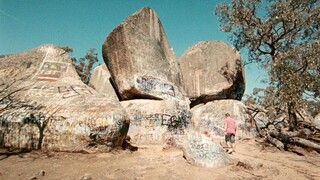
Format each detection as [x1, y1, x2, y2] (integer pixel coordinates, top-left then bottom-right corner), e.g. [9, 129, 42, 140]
[225, 133, 235, 143]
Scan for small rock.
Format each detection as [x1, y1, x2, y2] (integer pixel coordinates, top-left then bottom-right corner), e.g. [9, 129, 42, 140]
[37, 170, 45, 176]
[80, 174, 92, 180]
[28, 176, 38, 180]
[236, 161, 253, 170]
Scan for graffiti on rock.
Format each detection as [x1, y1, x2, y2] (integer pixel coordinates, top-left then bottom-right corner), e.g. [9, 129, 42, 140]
[137, 76, 175, 97]
[58, 85, 92, 99]
[48, 116, 111, 135]
[27, 84, 56, 98]
[27, 84, 93, 99]
[189, 138, 220, 159]
[131, 109, 191, 135]
[133, 133, 161, 143]
[199, 119, 225, 137]
[37, 61, 68, 82]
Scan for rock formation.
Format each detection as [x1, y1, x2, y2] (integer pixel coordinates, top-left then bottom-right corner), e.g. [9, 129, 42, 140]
[181, 131, 231, 168]
[313, 113, 320, 129]
[0, 45, 130, 151]
[0, 6, 249, 168]
[121, 99, 191, 145]
[102, 7, 186, 101]
[89, 64, 119, 101]
[179, 41, 245, 107]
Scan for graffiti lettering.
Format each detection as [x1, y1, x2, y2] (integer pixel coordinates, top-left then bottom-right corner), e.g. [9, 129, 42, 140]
[189, 137, 222, 160]
[58, 85, 92, 99]
[137, 76, 175, 97]
[199, 119, 225, 137]
[41, 61, 67, 72]
[131, 111, 190, 135]
[37, 61, 68, 81]
[133, 133, 161, 143]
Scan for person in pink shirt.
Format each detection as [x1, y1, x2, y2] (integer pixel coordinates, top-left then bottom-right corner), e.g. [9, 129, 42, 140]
[224, 113, 236, 154]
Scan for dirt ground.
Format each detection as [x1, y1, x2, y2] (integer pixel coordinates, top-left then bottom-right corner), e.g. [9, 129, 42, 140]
[1, 138, 320, 180]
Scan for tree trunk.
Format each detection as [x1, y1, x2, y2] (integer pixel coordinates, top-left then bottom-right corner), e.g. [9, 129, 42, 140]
[289, 137, 320, 153]
[269, 130, 306, 138]
[288, 102, 298, 131]
[267, 133, 284, 150]
[268, 129, 320, 153]
[38, 128, 43, 150]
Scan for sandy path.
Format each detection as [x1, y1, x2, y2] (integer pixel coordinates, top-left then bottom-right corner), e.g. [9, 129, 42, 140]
[1, 138, 320, 180]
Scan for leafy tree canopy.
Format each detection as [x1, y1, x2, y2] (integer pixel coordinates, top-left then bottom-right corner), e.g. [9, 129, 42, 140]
[60, 46, 99, 85]
[215, 0, 320, 129]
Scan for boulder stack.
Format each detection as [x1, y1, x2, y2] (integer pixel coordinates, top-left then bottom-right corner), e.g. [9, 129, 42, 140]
[0, 6, 249, 169]
[100, 7, 192, 147]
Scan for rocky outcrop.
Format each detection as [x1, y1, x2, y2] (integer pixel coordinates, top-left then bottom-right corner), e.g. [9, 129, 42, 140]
[120, 99, 191, 145]
[191, 100, 251, 139]
[180, 131, 231, 168]
[0, 45, 130, 151]
[89, 64, 119, 101]
[179, 41, 245, 107]
[102, 7, 186, 101]
[0, 6, 250, 169]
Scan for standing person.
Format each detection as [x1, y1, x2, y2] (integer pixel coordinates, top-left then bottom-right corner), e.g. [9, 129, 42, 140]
[224, 113, 236, 154]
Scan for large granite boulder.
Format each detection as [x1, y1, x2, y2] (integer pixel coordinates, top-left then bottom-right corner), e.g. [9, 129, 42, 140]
[0, 45, 130, 151]
[120, 99, 191, 145]
[179, 41, 245, 107]
[89, 64, 119, 101]
[102, 7, 186, 101]
[191, 100, 251, 139]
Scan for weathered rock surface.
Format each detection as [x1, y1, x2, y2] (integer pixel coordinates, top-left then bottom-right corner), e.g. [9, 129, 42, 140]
[297, 109, 314, 124]
[0, 45, 130, 151]
[120, 99, 191, 145]
[191, 100, 251, 139]
[179, 41, 245, 107]
[89, 64, 119, 101]
[314, 113, 320, 129]
[180, 131, 231, 168]
[102, 7, 186, 101]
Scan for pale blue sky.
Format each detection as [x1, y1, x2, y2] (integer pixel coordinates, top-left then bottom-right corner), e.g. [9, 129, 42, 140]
[0, 0, 267, 95]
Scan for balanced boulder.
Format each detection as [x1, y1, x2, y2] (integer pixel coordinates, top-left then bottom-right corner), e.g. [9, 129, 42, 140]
[102, 7, 186, 101]
[179, 41, 245, 107]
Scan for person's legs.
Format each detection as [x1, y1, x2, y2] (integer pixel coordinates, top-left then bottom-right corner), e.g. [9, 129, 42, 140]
[226, 142, 231, 151]
[229, 134, 235, 153]
[225, 134, 230, 147]
[225, 134, 232, 153]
